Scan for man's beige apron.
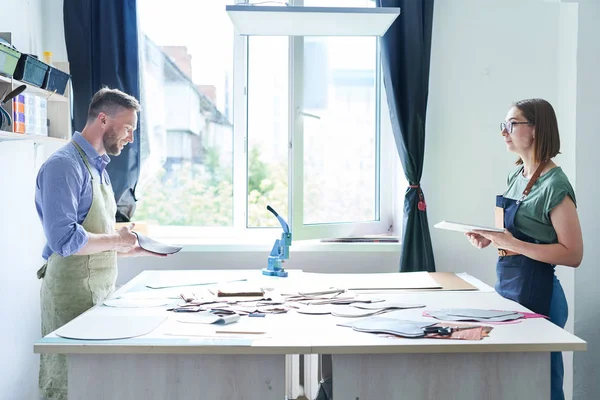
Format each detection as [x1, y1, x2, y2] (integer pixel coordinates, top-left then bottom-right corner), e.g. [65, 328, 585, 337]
[37, 142, 117, 400]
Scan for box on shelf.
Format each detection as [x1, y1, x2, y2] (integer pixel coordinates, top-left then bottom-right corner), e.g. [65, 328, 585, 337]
[42, 66, 70, 96]
[13, 54, 49, 87]
[0, 42, 21, 78]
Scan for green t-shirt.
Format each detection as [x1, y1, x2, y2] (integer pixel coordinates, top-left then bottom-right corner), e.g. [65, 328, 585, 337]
[503, 166, 576, 244]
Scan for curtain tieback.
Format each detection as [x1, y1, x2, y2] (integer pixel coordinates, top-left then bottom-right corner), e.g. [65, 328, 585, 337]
[408, 184, 427, 211]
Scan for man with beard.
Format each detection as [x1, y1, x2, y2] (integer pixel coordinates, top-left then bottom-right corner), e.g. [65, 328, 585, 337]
[35, 87, 161, 400]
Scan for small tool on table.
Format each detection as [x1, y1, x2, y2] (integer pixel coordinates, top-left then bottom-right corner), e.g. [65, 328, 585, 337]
[262, 205, 291, 277]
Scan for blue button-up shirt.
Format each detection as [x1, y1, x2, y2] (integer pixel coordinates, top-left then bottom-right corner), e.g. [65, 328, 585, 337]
[35, 132, 112, 260]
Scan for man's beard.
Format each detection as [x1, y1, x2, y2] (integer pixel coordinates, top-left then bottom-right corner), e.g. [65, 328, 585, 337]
[103, 128, 122, 156]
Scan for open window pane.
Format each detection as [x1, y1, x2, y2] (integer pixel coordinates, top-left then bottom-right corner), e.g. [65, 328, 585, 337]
[302, 36, 378, 225]
[135, 0, 234, 228]
[246, 37, 289, 228]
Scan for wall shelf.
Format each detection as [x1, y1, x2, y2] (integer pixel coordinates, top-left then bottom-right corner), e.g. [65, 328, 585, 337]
[0, 62, 72, 141]
[0, 130, 68, 144]
[0, 73, 69, 103]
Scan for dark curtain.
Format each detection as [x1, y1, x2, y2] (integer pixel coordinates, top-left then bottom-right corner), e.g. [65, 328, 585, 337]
[377, 0, 436, 272]
[64, 0, 141, 222]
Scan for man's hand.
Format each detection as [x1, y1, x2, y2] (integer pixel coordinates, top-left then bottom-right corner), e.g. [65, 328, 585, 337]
[115, 223, 137, 253]
[119, 245, 168, 258]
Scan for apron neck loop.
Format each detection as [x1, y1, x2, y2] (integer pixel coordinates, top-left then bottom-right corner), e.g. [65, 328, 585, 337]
[517, 160, 548, 204]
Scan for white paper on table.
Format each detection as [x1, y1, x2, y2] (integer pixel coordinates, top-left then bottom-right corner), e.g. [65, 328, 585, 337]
[116, 288, 185, 300]
[163, 316, 270, 337]
[434, 220, 504, 233]
[55, 315, 167, 340]
[146, 278, 247, 289]
[103, 298, 175, 308]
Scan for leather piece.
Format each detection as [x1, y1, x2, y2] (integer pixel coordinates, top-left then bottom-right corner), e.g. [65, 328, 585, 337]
[298, 302, 426, 317]
[134, 232, 183, 255]
[444, 309, 519, 319]
[351, 301, 426, 310]
[296, 305, 334, 315]
[426, 309, 523, 322]
[331, 306, 388, 318]
[338, 317, 493, 340]
[346, 317, 437, 338]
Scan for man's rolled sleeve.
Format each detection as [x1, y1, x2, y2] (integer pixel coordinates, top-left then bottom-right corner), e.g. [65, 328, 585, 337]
[37, 157, 90, 257]
[56, 223, 89, 257]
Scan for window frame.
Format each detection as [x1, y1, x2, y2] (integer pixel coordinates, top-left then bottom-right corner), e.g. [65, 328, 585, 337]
[138, 0, 398, 241]
[232, 27, 248, 231]
[288, 34, 394, 240]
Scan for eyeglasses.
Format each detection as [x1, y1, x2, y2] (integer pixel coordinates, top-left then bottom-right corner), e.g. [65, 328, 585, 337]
[500, 121, 534, 134]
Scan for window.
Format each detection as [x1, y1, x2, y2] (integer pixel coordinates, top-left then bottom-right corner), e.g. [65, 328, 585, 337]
[135, 0, 395, 240]
[136, 0, 235, 235]
[246, 36, 289, 228]
[291, 32, 389, 239]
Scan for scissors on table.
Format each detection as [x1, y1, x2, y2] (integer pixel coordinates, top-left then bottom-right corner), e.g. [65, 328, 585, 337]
[423, 325, 479, 336]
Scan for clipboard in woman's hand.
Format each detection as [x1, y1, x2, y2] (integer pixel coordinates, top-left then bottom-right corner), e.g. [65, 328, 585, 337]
[434, 220, 504, 233]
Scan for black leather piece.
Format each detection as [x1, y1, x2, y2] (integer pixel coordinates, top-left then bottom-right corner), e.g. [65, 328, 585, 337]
[134, 232, 183, 255]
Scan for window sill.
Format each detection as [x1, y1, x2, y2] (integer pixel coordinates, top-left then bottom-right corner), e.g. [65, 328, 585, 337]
[155, 237, 402, 253]
[143, 225, 401, 253]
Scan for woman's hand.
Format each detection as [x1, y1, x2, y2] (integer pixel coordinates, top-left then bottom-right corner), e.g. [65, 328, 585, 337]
[472, 229, 518, 251]
[465, 232, 492, 249]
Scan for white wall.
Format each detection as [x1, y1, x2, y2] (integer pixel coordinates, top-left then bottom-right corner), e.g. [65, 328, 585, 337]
[41, 0, 68, 63]
[424, 0, 578, 398]
[426, 0, 564, 283]
[555, 4, 579, 396]
[0, 0, 44, 54]
[1, 0, 66, 59]
[0, 141, 53, 400]
[0, 1, 64, 399]
[573, 1, 600, 399]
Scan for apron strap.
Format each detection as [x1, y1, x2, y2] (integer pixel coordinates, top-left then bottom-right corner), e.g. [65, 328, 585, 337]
[517, 160, 548, 203]
[71, 140, 95, 179]
[496, 160, 549, 256]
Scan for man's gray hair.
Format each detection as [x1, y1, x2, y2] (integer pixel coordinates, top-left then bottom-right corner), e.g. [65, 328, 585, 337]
[87, 87, 141, 122]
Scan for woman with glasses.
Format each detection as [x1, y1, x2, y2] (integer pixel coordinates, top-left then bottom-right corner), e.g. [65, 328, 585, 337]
[465, 98, 583, 400]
